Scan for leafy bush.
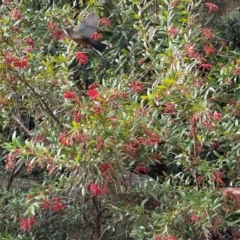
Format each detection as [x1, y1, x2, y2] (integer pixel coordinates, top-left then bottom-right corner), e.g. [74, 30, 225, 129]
[1, 0, 240, 239]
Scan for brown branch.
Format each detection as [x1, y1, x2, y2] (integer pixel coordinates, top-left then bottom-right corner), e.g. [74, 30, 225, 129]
[12, 114, 31, 136]
[17, 73, 61, 126]
[92, 196, 103, 240]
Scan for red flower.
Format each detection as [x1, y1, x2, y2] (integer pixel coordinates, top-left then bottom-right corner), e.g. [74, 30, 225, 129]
[2, 0, 11, 5]
[130, 81, 144, 93]
[58, 133, 72, 146]
[10, 9, 22, 20]
[191, 213, 200, 222]
[100, 162, 114, 180]
[52, 197, 66, 212]
[87, 89, 100, 99]
[199, 63, 212, 71]
[134, 163, 149, 174]
[13, 58, 28, 69]
[93, 106, 102, 114]
[25, 37, 34, 48]
[20, 216, 37, 232]
[46, 22, 65, 40]
[212, 111, 222, 121]
[201, 28, 214, 39]
[89, 183, 108, 197]
[88, 82, 100, 89]
[40, 197, 66, 212]
[212, 171, 225, 186]
[100, 18, 111, 26]
[234, 68, 240, 76]
[203, 44, 215, 55]
[63, 91, 76, 99]
[96, 137, 105, 151]
[3, 51, 14, 65]
[168, 26, 177, 36]
[40, 199, 51, 211]
[91, 32, 103, 41]
[184, 44, 198, 59]
[164, 102, 177, 115]
[76, 52, 88, 65]
[204, 2, 218, 12]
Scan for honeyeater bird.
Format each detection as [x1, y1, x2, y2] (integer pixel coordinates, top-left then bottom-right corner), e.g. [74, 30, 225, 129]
[62, 12, 107, 53]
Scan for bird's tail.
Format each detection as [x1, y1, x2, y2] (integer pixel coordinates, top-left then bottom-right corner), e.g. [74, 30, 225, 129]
[89, 39, 107, 53]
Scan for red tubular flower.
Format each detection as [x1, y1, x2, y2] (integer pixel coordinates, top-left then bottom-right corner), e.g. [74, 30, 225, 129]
[212, 171, 225, 186]
[134, 163, 149, 174]
[58, 133, 72, 146]
[100, 162, 114, 180]
[52, 197, 66, 212]
[91, 32, 103, 41]
[89, 183, 108, 197]
[203, 44, 215, 55]
[168, 26, 177, 36]
[191, 213, 200, 223]
[201, 28, 214, 39]
[3, 51, 14, 65]
[40, 197, 66, 212]
[25, 37, 34, 48]
[13, 58, 28, 69]
[87, 89, 100, 99]
[40, 199, 51, 211]
[63, 91, 76, 99]
[76, 52, 88, 65]
[100, 18, 111, 26]
[10, 9, 22, 20]
[212, 111, 222, 121]
[20, 216, 37, 232]
[130, 81, 144, 93]
[204, 2, 218, 12]
[46, 22, 65, 40]
[184, 44, 198, 58]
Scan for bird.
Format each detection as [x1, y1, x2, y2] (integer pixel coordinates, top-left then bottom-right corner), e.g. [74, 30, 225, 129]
[62, 12, 107, 53]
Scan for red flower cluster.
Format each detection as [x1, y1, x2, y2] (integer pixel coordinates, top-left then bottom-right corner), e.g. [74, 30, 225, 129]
[100, 17, 111, 26]
[89, 183, 109, 197]
[130, 81, 144, 93]
[203, 44, 215, 55]
[201, 28, 214, 39]
[212, 111, 222, 121]
[134, 163, 149, 174]
[184, 44, 198, 59]
[46, 21, 65, 40]
[10, 9, 22, 20]
[3, 51, 28, 69]
[63, 91, 76, 99]
[204, 2, 218, 12]
[100, 162, 114, 180]
[199, 63, 212, 72]
[164, 102, 177, 115]
[212, 171, 225, 186]
[96, 137, 105, 151]
[40, 197, 66, 212]
[168, 26, 178, 36]
[91, 32, 103, 41]
[76, 52, 88, 65]
[20, 216, 37, 232]
[87, 89, 100, 99]
[25, 37, 34, 52]
[59, 133, 72, 146]
[191, 213, 200, 223]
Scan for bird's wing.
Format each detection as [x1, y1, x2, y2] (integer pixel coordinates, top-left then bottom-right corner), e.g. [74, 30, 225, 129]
[78, 12, 98, 38]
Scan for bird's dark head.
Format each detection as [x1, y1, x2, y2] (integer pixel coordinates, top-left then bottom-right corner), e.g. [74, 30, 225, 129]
[62, 27, 74, 37]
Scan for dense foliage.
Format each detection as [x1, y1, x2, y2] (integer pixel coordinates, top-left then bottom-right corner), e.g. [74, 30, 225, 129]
[1, 0, 240, 239]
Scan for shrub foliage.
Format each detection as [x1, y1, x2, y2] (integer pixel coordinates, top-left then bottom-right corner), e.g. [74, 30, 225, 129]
[1, 0, 240, 239]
